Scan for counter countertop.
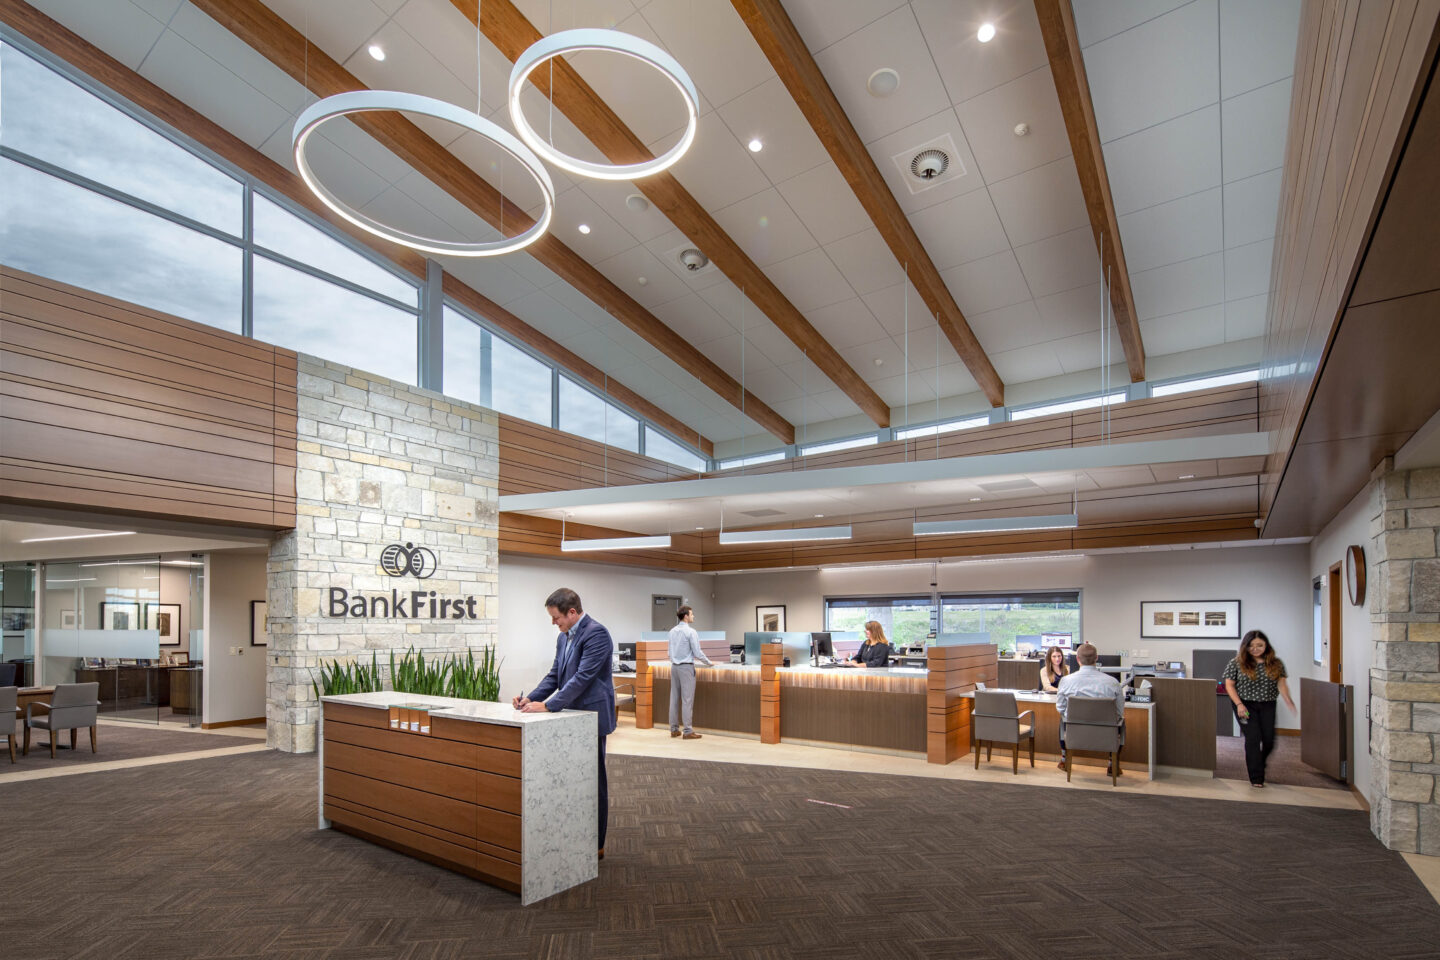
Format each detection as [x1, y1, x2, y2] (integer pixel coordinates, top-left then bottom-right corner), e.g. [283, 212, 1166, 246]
[321, 692, 593, 727]
[654, 661, 926, 678]
[959, 689, 1154, 710]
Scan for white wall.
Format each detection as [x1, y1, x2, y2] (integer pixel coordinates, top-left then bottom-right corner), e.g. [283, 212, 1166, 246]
[205, 550, 267, 724]
[497, 556, 714, 702]
[1309, 482, 1377, 798]
[713, 544, 1312, 728]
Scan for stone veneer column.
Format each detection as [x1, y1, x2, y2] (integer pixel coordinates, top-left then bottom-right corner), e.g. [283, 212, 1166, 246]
[266, 356, 499, 753]
[1369, 459, 1440, 853]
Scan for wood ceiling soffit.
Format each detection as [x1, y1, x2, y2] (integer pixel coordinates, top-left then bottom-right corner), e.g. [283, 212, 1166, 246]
[190, 0, 793, 445]
[463, 0, 890, 429]
[731, 0, 1006, 408]
[1033, 0, 1146, 382]
[4, 0, 714, 455]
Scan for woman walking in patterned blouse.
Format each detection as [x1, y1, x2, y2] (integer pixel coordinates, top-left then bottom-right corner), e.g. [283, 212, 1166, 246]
[1222, 630, 1297, 787]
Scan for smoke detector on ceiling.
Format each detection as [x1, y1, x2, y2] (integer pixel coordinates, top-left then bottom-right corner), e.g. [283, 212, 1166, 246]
[890, 133, 967, 195]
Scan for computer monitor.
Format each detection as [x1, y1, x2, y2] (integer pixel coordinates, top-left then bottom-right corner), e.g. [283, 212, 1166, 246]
[618, 642, 636, 662]
[1097, 654, 1121, 667]
[810, 632, 834, 662]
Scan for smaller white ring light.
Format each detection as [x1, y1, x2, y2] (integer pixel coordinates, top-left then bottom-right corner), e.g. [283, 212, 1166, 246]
[509, 29, 699, 181]
[292, 90, 555, 257]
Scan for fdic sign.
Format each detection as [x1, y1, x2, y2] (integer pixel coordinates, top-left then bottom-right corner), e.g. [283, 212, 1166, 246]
[327, 542, 483, 621]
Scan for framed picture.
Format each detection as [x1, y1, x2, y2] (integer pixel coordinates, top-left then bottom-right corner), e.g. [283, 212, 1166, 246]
[100, 601, 141, 632]
[60, 610, 79, 630]
[1141, 600, 1241, 639]
[1, 606, 33, 632]
[169, 651, 190, 666]
[755, 604, 786, 632]
[251, 600, 269, 646]
[145, 603, 182, 646]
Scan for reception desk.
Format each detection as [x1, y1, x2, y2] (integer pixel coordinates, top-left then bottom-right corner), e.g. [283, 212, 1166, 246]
[319, 693, 597, 905]
[961, 690, 1157, 779]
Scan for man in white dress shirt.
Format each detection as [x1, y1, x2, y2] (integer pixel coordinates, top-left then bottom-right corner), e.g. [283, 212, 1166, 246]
[1054, 642, 1126, 772]
[667, 605, 713, 739]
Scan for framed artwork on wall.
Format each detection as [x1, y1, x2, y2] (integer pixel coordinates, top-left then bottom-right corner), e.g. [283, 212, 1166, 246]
[251, 600, 269, 646]
[1140, 600, 1241, 639]
[60, 610, 78, 629]
[145, 603, 182, 646]
[755, 604, 786, 632]
[100, 601, 141, 631]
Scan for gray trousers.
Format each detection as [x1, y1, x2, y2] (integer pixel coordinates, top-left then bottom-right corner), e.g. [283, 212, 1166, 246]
[669, 663, 697, 733]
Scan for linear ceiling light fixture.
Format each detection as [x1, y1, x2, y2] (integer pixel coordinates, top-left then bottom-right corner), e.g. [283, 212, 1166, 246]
[560, 535, 673, 552]
[913, 514, 1078, 536]
[718, 525, 853, 545]
[20, 531, 136, 544]
[509, 29, 699, 181]
[292, 91, 555, 256]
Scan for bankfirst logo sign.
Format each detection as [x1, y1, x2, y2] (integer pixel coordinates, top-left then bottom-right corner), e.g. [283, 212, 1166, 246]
[326, 542, 482, 621]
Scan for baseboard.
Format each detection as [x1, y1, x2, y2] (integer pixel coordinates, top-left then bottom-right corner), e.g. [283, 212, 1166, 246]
[1277, 727, 1301, 737]
[201, 717, 266, 730]
[1350, 783, 1371, 812]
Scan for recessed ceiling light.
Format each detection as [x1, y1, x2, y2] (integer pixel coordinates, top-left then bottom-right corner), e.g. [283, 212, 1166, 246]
[977, 23, 996, 43]
[969, 497, 983, 502]
[21, 531, 136, 544]
[637, 276, 648, 286]
[367, 44, 385, 61]
[577, 223, 591, 234]
[814, 514, 824, 518]
[867, 68, 900, 97]
[748, 138, 763, 152]
[873, 357, 884, 366]
[1179, 474, 1195, 480]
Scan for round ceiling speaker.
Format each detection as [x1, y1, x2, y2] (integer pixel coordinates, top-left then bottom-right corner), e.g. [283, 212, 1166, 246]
[867, 68, 900, 97]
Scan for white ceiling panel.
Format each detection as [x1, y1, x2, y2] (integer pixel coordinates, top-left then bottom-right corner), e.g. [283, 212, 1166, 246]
[579, 180, 678, 244]
[953, 66, 1071, 182]
[511, 0, 637, 34]
[804, 298, 891, 350]
[1117, 187, 1222, 274]
[912, 0, 1049, 106]
[990, 343, 1064, 382]
[506, 290, 592, 342]
[1081, 0, 1219, 143]
[861, 281, 941, 340]
[367, 177, 470, 243]
[967, 300, 1046, 355]
[743, 323, 808, 369]
[568, 37, 709, 146]
[812, 5, 952, 143]
[1223, 238, 1274, 300]
[648, 294, 731, 345]
[712, 189, 817, 267]
[840, 337, 908, 378]
[656, 110, 772, 211]
[873, 373, 936, 407]
[1219, 0, 1303, 99]
[1050, 329, 1112, 375]
[775, 162, 873, 246]
[1139, 303, 1226, 355]
[932, 361, 981, 398]
[987, 156, 1090, 247]
[1220, 78, 1292, 182]
[138, 32, 291, 147]
[1130, 252, 1224, 319]
[315, 114, 418, 184]
[779, 354, 833, 398]
[27, 0, 169, 71]
[1224, 294, 1267, 341]
[441, 256, 537, 308]
[1222, 169, 1282, 248]
[1034, 283, 1106, 341]
[594, 244, 691, 309]
[766, 248, 855, 313]
[1070, 0, 1190, 47]
[1012, 226, 1098, 298]
[548, 187, 638, 263]
[169, 3, 311, 113]
[695, 331, 775, 377]
[641, 230, 732, 292]
[865, 109, 986, 214]
[906, 189, 1010, 270]
[340, 17, 476, 135]
[939, 249, 1032, 316]
[391, 0, 508, 112]
[1102, 105, 1220, 215]
[296, 129, 392, 210]
[718, 76, 831, 184]
[261, 0, 391, 63]
[740, 366, 803, 403]
[782, 0, 908, 54]
[637, 0, 776, 107]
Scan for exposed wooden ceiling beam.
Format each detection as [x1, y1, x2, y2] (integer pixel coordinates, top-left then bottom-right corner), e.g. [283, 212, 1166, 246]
[1034, 0, 1146, 382]
[0, 0, 713, 456]
[731, 0, 1007, 408]
[189, 0, 795, 445]
[463, 0, 891, 430]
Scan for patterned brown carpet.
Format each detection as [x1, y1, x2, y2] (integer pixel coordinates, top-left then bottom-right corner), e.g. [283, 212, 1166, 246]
[1214, 734, 1348, 790]
[0, 750, 1435, 959]
[0, 722, 258, 774]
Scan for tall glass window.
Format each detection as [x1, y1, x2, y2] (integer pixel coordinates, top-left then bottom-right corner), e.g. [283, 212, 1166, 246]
[0, 158, 243, 331]
[252, 193, 416, 305]
[490, 336, 553, 426]
[559, 377, 638, 452]
[443, 307, 483, 407]
[252, 257, 417, 385]
[825, 597, 935, 648]
[644, 426, 707, 471]
[941, 592, 1081, 654]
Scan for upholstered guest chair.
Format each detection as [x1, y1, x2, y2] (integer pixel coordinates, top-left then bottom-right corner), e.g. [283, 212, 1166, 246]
[24, 682, 101, 759]
[0, 662, 17, 687]
[1061, 695, 1126, 785]
[1, 686, 17, 763]
[972, 690, 1035, 774]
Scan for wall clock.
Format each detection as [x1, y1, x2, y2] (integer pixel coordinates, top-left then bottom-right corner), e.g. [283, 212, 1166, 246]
[1345, 545, 1366, 606]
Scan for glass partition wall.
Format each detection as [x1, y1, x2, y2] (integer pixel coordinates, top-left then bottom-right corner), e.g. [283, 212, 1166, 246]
[1, 562, 37, 686]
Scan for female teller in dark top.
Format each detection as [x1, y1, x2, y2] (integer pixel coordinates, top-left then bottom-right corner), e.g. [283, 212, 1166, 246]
[1039, 646, 1070, 693]
[1222, 629, 1296, 787]
[844, 620, 891, 668]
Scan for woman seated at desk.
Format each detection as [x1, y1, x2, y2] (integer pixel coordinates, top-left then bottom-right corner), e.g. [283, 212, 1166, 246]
[844, 621, 891, 668]
[1039, 646, 1070, 693]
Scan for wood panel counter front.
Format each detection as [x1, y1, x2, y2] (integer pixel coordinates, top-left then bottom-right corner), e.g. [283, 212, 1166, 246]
[320, 693, 597, 905]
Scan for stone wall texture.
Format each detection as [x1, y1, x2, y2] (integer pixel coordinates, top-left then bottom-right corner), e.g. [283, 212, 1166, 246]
[1369, 461, 1440, 853]
[266, 356, 499, 753]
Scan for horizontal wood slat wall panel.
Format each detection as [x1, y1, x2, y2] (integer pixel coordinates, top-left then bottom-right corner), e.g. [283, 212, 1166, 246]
[497, 414, 704, 496]
[1, 267, 297, 528]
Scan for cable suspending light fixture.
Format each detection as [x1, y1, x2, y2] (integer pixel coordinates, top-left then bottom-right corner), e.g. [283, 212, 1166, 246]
[509, 29, 699, 181]
[292, 91, 555, 257]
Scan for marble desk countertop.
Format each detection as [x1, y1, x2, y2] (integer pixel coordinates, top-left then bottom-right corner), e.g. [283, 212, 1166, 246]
[321, 692, 594, 727]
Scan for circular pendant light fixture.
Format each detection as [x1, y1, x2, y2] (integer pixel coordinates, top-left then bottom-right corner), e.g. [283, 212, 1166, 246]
[508, 28, 699, 181]
[292, 90, 555, 257]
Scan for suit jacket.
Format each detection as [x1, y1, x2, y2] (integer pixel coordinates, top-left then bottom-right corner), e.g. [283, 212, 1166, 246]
[527, 613, 617, 736]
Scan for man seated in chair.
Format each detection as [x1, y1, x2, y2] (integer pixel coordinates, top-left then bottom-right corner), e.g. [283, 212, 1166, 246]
[1054, 643, 1126, 773]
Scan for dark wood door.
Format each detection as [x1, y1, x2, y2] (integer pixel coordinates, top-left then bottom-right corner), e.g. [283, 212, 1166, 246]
[1300, 677, 1353, 782]
[1328, 564, 1344, 684]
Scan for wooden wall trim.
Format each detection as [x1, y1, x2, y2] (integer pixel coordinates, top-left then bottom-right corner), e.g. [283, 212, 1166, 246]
[1, 266, 297, 528]
[927, 644, 999, 764]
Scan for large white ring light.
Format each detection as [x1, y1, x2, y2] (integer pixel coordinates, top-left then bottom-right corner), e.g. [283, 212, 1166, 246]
[508, 29, 699, 181]
[292, 90, 555, 257]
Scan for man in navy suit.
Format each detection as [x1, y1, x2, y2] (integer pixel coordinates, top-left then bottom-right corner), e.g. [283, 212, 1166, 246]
[513, 587, 616, 857]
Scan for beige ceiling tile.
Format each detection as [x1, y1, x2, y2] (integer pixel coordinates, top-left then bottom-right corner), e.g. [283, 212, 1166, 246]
[804, 299, 890, 350]
[712, 189, 817, 267]
[940, 250, 1033, 316]
[825, 229, 906, 296]
[954, 66, 1070, 182]
[657, 106, 770, 211]
[776, 163, 873, 246]
[865, 108, 987, 214]
[913, 0, 1049, 105]
[1139, 303, 1226, 355]
[987, 157, 1090, 246]
[1071, 0, 1190, 47]
[1219, 0, 1302, 99]
[718, 76, 831, 184]
[907, 189, 1010, 270]
[1222, 169, 1282, 247]
[638, 0, 776, 107]
[1102, 105, 1221, 214]
[767, 248, 855, 313]
[1118, 187, 1223, 274]
[39, 0, 173, 71]
[1225, 294, 1268, 341]
[966, 300, 1046, 355]
[989, 343, 1064, 383]
[138, 32, 291, 147]
[783, 0, 908, 53]
[1131, 252, 1224, 319]
[1013, 226, 1099, 298]
[1035, 283, 1106, 340]
[1221, 78, 1293, 183]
